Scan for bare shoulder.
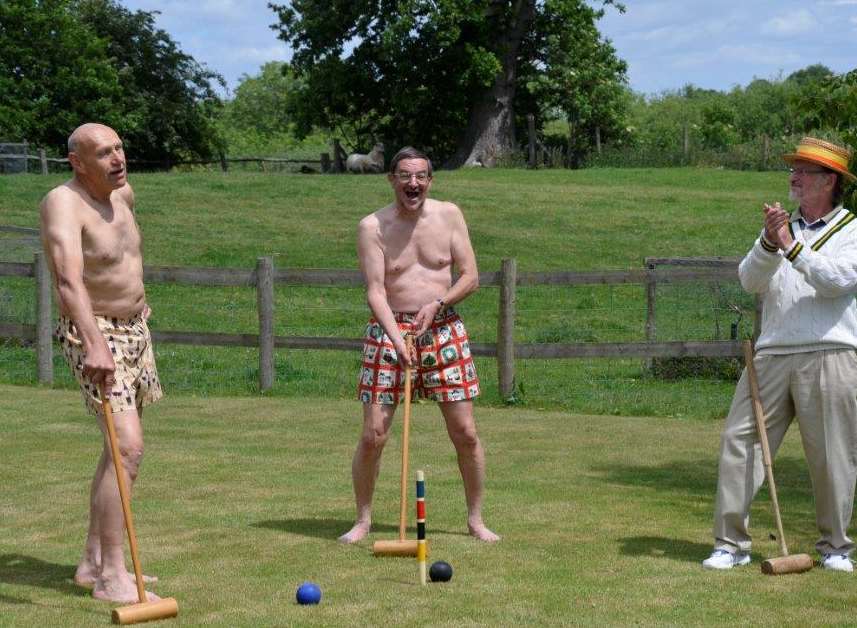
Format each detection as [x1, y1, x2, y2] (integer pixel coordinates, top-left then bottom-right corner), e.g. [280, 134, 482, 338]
[428, 199, 466, 224]
[40, 182, 80, 222]
[359, 205, 395, 232]
[117, 183, 135, 209]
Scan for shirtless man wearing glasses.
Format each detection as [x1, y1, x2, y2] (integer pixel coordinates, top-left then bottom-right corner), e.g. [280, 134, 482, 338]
[340, 146, 499, 544]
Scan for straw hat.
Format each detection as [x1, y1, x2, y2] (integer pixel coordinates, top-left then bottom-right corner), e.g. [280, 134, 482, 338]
[784, 137, 855, 182]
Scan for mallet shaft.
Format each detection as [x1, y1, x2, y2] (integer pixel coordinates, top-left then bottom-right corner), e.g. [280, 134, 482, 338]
[743, 341, 789, 557]
[416, 470, 426, 585]
[398, 335, 414, 542]
[100, 387, 146, 604]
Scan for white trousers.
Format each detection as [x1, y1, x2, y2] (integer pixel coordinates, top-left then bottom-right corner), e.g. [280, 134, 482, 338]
[713, 349, 857, 555]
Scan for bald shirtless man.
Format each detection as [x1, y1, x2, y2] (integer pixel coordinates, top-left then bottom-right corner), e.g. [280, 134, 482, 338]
[40, 123, 163, 603]
[340, 146, 499, 544]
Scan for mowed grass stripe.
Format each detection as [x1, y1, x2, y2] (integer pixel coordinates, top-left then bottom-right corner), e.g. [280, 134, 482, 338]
[0, 384, 850, 627]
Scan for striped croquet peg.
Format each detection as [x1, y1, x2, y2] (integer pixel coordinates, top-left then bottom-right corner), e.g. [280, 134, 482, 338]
[416, 469, 427, 585]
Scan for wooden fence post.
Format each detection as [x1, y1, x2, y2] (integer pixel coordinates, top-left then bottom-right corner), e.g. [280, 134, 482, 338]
[644, 260, 656, 369]
[219, 151, 228, 172]
[497, 258, 517, 400]
[527, 114, 537, 169]
[35, 251, 53, 384]
[39, 148, 48, 175]
[320, 152, 331, 173]
[256, 256, 274, 392]
[682, 124, 690, 164]
[333, 139, 344, 173]
[595, 126, 602, 156]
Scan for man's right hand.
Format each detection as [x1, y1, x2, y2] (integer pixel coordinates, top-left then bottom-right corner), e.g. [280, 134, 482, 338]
[395, 335, 415, 368]
[82, 338, 116, 388]
[763, 202, 791, 250]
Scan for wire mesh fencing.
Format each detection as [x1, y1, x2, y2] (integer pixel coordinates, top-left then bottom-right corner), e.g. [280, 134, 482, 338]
[0, 258, 750, 419]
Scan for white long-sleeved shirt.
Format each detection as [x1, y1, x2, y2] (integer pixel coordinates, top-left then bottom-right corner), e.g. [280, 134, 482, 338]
[739, 205, 857, 354]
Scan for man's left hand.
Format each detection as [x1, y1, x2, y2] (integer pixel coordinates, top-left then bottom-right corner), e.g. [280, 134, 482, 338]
[413, 300, 443, 336]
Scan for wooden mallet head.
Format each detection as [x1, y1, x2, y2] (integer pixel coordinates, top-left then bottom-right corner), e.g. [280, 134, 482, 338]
[761, 553, 814, 575]
[112, 597, 179, 625]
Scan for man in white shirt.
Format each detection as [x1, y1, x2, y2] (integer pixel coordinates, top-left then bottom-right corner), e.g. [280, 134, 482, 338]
[703, 137, 857, 572]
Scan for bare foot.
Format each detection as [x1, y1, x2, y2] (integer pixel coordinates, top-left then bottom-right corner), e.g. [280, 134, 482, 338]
[92, 575, 161, 604]
[74, 564, 157, 589]
[468, 521, 500, 542]
[338, 521, 371, 544]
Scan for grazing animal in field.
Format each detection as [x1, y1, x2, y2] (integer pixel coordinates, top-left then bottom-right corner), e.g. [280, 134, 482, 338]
[346, 143, 385, 173]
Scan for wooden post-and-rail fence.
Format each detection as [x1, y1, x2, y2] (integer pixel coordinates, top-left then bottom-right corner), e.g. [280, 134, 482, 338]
[0, 256, 752, 398]
[0, 151, 337, 174]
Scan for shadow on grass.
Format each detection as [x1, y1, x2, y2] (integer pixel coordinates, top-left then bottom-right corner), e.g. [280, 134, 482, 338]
[252, 518, 461, 539]
[0, 554, 85, 598]
[618, 536, 713, 564]
[594, 455, 814, 508]
[0, 592, 32, 604]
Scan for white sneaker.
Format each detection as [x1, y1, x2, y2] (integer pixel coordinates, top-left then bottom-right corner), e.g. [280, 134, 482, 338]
[821, 554, 854, 573]
[702, 549, 751, 570]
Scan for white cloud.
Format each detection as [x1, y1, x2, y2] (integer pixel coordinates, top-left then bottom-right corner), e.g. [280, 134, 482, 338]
[760, 9, 819, 36]
[233, 45, 290, 63]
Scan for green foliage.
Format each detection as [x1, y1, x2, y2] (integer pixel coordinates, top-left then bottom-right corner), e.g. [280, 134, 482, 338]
[586, 64, 857, 175]
[523, 0, 629, 166]
[0, 0, 122, 149]
[222, 62, 294, 138]
[0, 0, 223, 161]
[74, 0, 225, 163]
[796, 69, 857, 208]
[269, 0, 627, 162]
[216, 62, 330, 157]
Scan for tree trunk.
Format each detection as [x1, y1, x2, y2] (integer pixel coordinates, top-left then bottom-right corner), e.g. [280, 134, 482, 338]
[443, 0, 535, 169]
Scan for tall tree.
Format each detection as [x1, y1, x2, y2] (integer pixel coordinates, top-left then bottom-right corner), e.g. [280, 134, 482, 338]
[269, 0, 625, 167]
[521, 0, 628, 166]
[75, 0, 225, 163]
[797, 68, 857, 207]
[0, 0, 223, 161]
[0, 0, 122, 149]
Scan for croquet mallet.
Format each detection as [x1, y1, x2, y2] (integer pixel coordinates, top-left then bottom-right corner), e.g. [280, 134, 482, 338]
[373, 335, 421, 557]
[99, 385, 179, 624]
[742, 341, 813, 575]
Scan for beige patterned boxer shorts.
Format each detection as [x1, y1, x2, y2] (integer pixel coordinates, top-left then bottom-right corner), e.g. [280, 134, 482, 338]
[56, 314, 163, 415]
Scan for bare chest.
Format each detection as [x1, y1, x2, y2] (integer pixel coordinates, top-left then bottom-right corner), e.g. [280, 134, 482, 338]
[81, 206, 141, 268]
[382, 222, 452, 275]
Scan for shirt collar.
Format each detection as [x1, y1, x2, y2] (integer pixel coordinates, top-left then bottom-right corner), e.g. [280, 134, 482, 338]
[790, 205, 843, 230]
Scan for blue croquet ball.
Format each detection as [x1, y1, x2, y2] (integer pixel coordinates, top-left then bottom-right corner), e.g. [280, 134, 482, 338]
[296, 581, 322, 605]
[429, 561, 453, 582]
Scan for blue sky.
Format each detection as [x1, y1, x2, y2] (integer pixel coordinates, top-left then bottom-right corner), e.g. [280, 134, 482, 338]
[120, 0, 857, 97]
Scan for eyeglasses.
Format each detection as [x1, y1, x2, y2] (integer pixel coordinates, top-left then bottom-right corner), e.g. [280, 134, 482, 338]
[394, 171, 430, 183]
[789, 167, 829, 176]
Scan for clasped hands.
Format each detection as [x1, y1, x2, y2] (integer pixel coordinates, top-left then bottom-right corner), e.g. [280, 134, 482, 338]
[763, 202, 793, 251]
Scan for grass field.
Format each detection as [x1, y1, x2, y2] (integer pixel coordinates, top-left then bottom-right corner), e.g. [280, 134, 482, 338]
[1, 167, 782, 418]
[2, 384, 852, 627]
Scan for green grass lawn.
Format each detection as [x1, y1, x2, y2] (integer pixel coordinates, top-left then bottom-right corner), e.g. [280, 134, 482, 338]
[0, 167, 785, 418]
[0, 384, 850, 627]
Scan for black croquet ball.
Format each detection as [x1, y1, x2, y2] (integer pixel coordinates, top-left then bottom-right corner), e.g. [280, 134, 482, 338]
[429, 560, 453, 582]
[296, 581, 322, 605]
